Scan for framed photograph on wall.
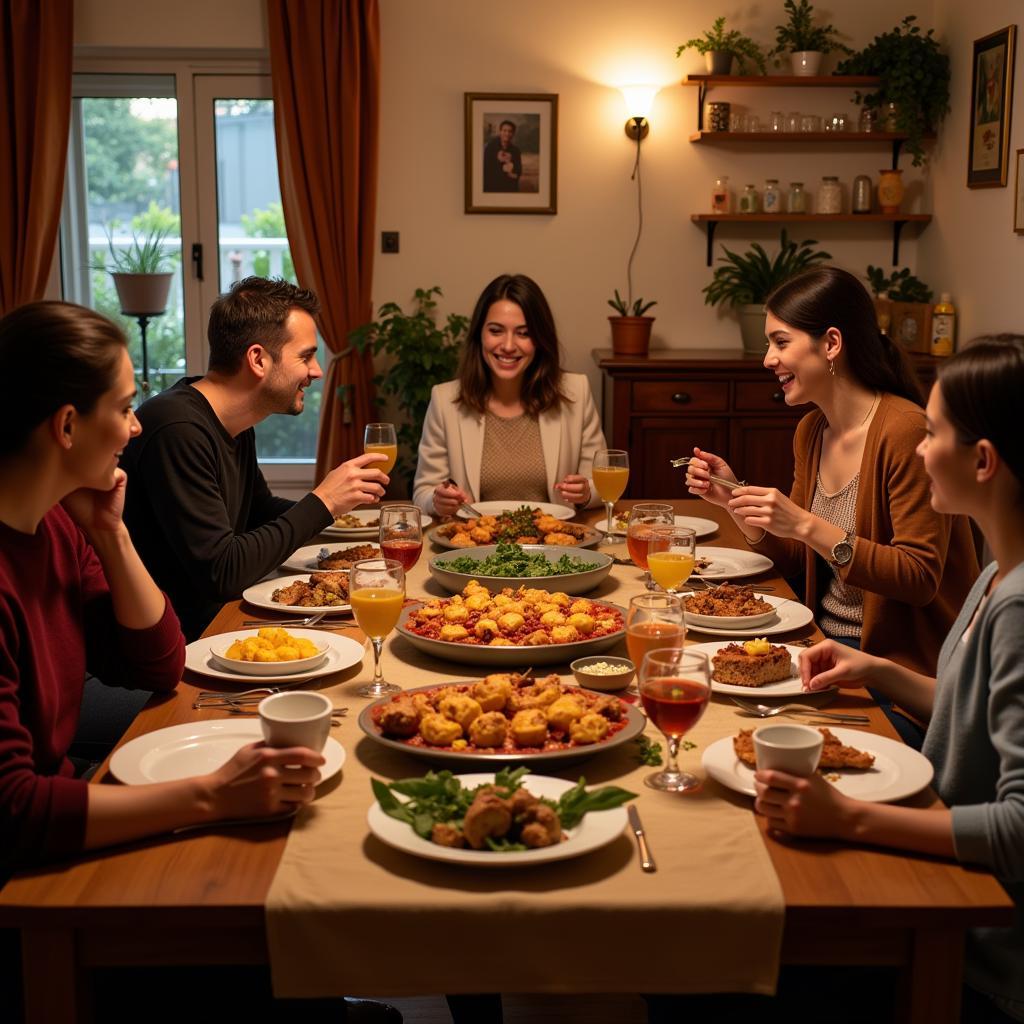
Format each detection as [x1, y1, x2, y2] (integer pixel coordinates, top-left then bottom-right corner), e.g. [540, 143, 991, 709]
[967, 25, 1016, 188]
[465, 93, 558, 214]
[1015, 149, 1024, 232]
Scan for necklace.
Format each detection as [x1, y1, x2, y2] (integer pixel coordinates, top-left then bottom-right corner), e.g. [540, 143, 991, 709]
[858, 392, 880, 430]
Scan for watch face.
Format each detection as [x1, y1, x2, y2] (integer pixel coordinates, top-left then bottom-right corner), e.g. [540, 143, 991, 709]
[832, 541, 854, 565]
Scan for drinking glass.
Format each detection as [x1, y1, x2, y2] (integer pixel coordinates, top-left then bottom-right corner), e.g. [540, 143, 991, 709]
[639, 649, 711, 792]
[626, 503, 674, 588]
[350, 558, 405, 697]
[593, 449, 630, 539]
[647, 526, 697, 595]
[363, 422, 398, 475]
[379, 504, 423, 572]
[626, 593, 685, 671]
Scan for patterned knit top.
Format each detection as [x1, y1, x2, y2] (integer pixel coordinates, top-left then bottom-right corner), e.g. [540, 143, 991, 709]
[810, 471, 863, 638]
[479, 411, 549, 502]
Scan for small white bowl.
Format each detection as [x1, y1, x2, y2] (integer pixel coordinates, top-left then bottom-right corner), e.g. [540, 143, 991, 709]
[570, 655, 636, 692]
[209, 635, 328, 676]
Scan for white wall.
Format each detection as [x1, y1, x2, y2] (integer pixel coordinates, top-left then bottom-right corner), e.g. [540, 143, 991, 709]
[919, 0, 1024, 341]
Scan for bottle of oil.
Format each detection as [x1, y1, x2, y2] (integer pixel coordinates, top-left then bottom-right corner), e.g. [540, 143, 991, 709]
[931, 293, 955, 356]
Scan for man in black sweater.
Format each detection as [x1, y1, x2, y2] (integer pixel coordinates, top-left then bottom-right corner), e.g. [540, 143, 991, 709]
[121, 277, 388, 640]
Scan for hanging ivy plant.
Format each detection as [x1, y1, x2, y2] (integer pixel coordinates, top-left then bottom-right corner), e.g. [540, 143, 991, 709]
[835, 16, 950, 166]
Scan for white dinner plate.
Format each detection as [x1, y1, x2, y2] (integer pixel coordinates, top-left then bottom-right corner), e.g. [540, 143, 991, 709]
[110, 719, 346, 785]
[281, 542, 380, 573]
[701, 726, 933, 803]
[184, 630, 365, 683]
[688, 641, 809, 696]
[594, 514, 718, 540]
[367, 773, 629, 867]
[323, 509, 433, 539]
[242, 574, 352, 616]
[457, 501, 575, 521]
[684, 594, 814, 637]
[693, 547, 774, 581]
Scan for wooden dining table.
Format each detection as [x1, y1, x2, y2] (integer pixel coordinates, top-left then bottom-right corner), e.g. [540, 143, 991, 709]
[0, 500, 1013, 1023]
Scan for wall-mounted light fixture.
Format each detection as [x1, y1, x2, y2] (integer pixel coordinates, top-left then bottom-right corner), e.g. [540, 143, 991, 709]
[620, 84, 658, 140]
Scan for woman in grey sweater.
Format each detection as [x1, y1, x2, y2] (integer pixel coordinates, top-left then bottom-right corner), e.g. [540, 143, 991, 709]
[754, 335, 1024, 1023]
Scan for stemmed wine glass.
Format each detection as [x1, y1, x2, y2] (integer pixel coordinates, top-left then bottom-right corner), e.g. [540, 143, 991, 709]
[639, 648, 711, 793]
[378, 504, 423, 572]
[363, 422, 398, 475]
[349, 558, 405, 698]
[646, 526, 697, 596]
[626, 503, 674, 589]
[593, 449, 629, 540]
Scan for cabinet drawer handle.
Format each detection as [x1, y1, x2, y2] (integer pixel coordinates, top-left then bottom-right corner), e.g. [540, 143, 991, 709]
[771, 390, 785, 403]
[671, 392, 691, 404]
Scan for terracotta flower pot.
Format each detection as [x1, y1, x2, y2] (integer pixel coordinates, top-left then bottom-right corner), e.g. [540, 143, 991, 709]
[877, 169, 905, 215]
[609, 316, 654, 357]
[112, 272, 173, 316]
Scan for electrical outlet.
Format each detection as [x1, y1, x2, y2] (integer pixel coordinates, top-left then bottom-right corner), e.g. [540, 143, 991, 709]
[381, 231, 399, 254]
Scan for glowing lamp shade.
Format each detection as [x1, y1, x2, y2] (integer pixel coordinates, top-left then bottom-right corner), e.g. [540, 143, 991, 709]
[620, 85, 659, 140]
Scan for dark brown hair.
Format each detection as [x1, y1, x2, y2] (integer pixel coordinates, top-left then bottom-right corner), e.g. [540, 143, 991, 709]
[207, 276, 320, 373]
[937, 334, 1024, 491]
[766, 266, 923, 405]
[0, 301, 127, 458]
[457, 273, 567, 417]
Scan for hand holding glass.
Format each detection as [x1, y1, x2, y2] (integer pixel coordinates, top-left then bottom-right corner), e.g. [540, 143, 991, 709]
[350, 558, 405, 697]
[647, 526, 697, 595]
[639, 649, 711, 792]
[364, 422, 398, 475]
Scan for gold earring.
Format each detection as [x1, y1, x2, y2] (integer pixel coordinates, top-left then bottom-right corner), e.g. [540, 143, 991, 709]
[828, 360, 836, 377]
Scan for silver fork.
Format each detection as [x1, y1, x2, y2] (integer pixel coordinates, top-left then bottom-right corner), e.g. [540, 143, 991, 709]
[241, 611, 328, 628]
[669, 457, 747, 490]
[730, 696, 869, 723]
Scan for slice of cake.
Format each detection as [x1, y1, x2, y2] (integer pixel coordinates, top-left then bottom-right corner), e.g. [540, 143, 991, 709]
[712, 638, 792, 687]
[733, 728, 876, 770]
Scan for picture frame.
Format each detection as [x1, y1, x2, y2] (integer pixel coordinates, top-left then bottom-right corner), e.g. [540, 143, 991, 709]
[889, 301, 933, 355]
[967, 25, 1017, 188]
[1015, 149, 1024, 233]
[464, 93, 558, 214]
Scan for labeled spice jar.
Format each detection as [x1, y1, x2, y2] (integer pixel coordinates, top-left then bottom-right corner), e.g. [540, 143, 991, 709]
[817, 176, 842, 214]
[763, 179, 781, 213]
[877, 168, 904, 214]
[711, 176, 731, 213]
[739, 184, 761, 213]
[852, 174, 872, 213]
[786, 182, 807, 214]
[705, 101, 731, 132]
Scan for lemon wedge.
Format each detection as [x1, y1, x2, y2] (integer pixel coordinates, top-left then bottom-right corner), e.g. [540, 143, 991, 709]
[743, 637, 771, 656]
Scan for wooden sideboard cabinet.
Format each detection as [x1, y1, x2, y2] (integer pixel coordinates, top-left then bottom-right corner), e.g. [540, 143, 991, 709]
[593, 348, 942, 499]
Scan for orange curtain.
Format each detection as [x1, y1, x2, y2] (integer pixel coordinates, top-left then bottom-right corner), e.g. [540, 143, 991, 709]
[266, 0, 380, 483]
[0, 0, 73, 315]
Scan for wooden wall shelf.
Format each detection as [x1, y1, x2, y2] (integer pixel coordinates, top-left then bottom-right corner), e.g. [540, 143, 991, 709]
[682, 74, 881, 88]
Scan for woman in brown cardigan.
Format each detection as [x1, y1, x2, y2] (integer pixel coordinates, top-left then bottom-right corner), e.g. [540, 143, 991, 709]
[686, 267, 978, 690]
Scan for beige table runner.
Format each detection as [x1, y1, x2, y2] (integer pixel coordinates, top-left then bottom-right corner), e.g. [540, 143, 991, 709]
[266, 543, 784, 998]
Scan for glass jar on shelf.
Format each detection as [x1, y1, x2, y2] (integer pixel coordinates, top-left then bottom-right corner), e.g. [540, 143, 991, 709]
[786, 111, 801, 132]
[786, 182, 808, 214]
[739, 184, 761, 213]
[858, 106, 877, 133]
[763, 179, 781, 213]
[817, 176, 842, 214]
[769, 110, 784, 132]
[711, 176, 731, 213]
[852, 174, 872, 213]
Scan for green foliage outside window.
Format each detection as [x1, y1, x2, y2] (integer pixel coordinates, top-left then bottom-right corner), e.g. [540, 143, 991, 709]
[241, 201, 295, 280]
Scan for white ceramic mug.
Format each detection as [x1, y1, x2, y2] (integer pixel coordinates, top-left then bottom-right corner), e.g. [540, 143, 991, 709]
[753, 724, 824, 776]
[258, 691, 333, 752]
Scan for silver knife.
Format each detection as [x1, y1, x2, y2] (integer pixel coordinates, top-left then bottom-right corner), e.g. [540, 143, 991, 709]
[627, 805, 656, 873]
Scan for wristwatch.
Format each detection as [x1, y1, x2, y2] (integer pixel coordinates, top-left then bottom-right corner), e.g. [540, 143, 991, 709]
[829, 531, 855, 567]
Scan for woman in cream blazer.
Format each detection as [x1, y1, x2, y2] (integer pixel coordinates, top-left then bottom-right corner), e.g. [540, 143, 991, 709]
[413, 274, 607, 517]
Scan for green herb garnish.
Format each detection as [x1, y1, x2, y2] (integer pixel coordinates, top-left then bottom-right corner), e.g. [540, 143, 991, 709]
[635, 735, 663, 767]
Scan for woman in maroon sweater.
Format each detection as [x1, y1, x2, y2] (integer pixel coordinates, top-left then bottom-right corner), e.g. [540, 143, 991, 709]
[0, 302, 325, 867]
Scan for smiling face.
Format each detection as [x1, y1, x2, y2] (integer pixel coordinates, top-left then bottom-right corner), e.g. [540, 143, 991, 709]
[917, 382, 977, 515]
[262, 309, 322, 416]
[69, 347, 140, 489]
[762, 311, 832, 406]
[498, 122, 515, 148]
[481, 300, 535, 388]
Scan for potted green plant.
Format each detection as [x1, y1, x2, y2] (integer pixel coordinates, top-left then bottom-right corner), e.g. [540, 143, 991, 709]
[676, 16, 767, 76]
[836, 16, 950, 166]
[769, 0, 851, 76]
[349, 287, 468, 493]
[703, 231, 831, 352]
[607, 290, 657, 356]
[866, 265, 934, 353]
[94, 224, 176, 316]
